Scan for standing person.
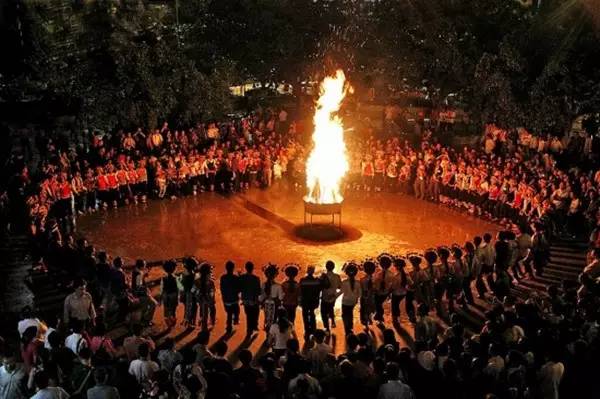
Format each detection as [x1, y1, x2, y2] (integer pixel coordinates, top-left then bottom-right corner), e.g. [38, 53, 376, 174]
[391, 257, 413, 323]
[281, 264, 300, 324]
[531, 222, 550, 278]
[131, 259, 157, 327]
[516, 225, 533, 277]
[472, 236, 486, 298]
[261, 264, 283, 332]
[340, 262, 361, 336]
[63, 279, 96, 330]
[108, 257, 128, 324]
[374, 254, 394, 323]
[239, 261, 261, 337]
[181, 258, 198, 328]
[359, 260, 377, 330]
[193, 262, 216, 331]
[320, 260, 342, 332]
[220, 260, 240, 334]
[459, 243, 476, 306]
[160, 260, 180, 329]
[478, 233, 496, 297]
[299, 265, 322, 339]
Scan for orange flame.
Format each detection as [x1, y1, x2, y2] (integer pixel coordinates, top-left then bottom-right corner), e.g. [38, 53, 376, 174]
[304, 70, 349, 204]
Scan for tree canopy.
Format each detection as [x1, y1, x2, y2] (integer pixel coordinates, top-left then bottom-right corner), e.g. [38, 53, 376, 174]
[1, 0, 598, 132]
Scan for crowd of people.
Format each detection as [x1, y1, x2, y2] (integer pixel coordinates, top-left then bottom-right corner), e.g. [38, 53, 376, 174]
[2, 241, 600, 399]
[1, 107, 600, 398]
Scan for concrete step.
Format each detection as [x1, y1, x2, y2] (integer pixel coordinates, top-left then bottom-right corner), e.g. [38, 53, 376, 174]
[546, 263, 583, 275]
[518, 277, 553, 291]
[544, 268, 580, 282]
[548, 256, 586, 267]
[549, 248, 587, 258]
[550, 241, 588, 251]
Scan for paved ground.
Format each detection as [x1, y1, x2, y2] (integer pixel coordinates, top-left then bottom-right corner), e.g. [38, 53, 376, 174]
[77, 182, 499, 270]
[72, 182, 503, 360]
[5, 182, 587, 363]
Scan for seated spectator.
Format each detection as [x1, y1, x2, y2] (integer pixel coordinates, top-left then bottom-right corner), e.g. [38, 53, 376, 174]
[157, 337, 182, 374]
[87, 368, 120, 399]
[288, 359, 321, 399]
[0, 349, 28, 399]
[128, 343, 159, 385]
[232, 350, 261, 399]
[30, 370, 70, 399]
[192, 330, 213, 365]
[64, 320, 89, 355]
[378, 362, 415, 399]
[69, 347, 94, 397]
[123, 324, 155, 362]
[89, 323, 117, 362]
[17, 307, 46, 339]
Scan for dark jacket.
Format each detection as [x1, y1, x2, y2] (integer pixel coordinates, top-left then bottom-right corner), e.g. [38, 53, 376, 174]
[239, 273, 261, 304]
[220, 273, 240, 304]
[299, 275, 322, 308]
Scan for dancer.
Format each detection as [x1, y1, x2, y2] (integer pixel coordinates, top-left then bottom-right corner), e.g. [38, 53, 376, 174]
[390, 256, 414, 323]
[261, 263, 283, 332]
[340, 262, 360, 336]
[193, 262, 215, 331]
[359, 259, 376, 330]
[181, 257, 198, 327]
[160, 260, 180, 329]
[281, 264, 300, 324]
[299, 266, 322, 339]
[220, 260, 240, 334]
[374, 253, 394, 323]
[320, 260, 342, 332]
[239, 261, 261, 336]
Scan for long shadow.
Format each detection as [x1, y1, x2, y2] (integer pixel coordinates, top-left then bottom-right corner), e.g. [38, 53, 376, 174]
[234, 196, 296, 233]
[227, 333, 258, 362]
[164, 326, 196, 348]
[253, 338, 272, 361]
[326, 333, 338, 354]
[152, 328, 173, 342]
[392, 320, 415, 349]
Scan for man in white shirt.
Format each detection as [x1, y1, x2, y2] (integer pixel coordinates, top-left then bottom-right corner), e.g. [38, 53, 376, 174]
[30, 370, 70, 399]
[0, 351, 27, 399]
[128, 343, 159, 384]
[378, 362, 415, 399]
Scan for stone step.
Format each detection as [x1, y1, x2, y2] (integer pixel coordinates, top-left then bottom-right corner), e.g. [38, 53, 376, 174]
[549, 248, 587, 258]
[544, 268, 580, 282]
[548, 255, 586, 267]
[550, 241, 588, 251]
[546, 261, 584, 273]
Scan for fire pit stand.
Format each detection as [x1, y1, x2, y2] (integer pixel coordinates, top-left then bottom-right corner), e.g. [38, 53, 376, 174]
[303, 200, 342, 228]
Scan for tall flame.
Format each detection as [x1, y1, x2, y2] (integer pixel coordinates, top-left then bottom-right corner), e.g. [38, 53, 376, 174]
[304, 70, 349, 204]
